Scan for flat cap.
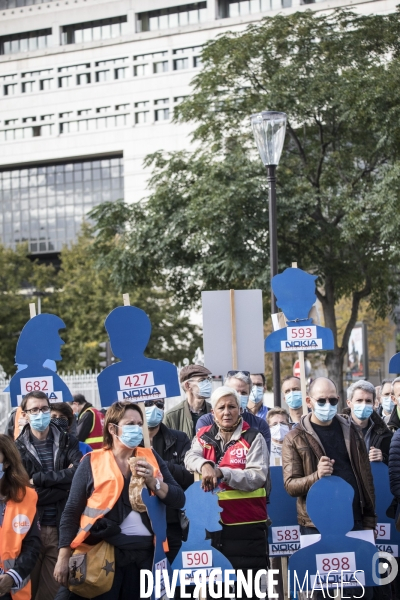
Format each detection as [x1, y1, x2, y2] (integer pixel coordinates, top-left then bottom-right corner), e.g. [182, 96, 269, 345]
[179, 364, 212, 383]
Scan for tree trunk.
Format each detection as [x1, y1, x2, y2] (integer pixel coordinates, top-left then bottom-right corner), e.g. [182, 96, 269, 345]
[325, 349, 346, 411]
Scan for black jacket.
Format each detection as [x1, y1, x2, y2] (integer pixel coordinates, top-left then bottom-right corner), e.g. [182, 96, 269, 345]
[389, 428, 400, 500]
[388, 406, 400, 432]
[76, 401, 95, 442]
[341, 408, 392, 465]
[152, 423, 194, 491]
[15, 423, 83, 527]
[152, 423, 193, 530]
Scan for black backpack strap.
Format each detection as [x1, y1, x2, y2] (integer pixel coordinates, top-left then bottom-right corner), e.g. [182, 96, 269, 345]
[241, 428, 259, 447]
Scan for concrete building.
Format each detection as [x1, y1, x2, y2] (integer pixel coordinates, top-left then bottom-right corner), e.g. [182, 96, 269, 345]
[0, 0, 396, 258]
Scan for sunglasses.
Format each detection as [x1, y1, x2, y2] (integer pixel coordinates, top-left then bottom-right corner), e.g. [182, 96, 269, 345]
[311, 396, 339, 407]
[226, 370, 250, 378]
[144, 400, 165, 409]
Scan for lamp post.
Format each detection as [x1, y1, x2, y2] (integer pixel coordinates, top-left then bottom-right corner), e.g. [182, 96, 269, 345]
[250, 111, 287, 406]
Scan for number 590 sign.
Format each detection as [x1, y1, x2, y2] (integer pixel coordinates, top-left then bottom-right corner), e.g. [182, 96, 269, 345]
[182, 550, 212, 569]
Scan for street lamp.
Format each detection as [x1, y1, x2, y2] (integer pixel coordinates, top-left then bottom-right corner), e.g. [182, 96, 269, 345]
[250, 110, 287, 406]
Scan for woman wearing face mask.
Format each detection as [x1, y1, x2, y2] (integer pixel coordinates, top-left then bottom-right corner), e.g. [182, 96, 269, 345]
[145, 399, 193, 563]
[50, 403, 92, 457]
[266, 408, 290, 466]
[185, 386, 269, 599]
[0, 434, 41, 600]
[54, 401, 185, 600]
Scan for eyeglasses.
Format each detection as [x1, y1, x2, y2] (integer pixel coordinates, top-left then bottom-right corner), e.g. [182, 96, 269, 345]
[188, 376, 212, 384]
[25, 406, 51, 415]
[144, 400, 165, 409]
[311, 396, 339, 407]
[226, 370, 250, 378]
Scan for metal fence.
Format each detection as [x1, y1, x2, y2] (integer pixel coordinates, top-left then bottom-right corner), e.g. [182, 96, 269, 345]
[0, 371, 185, 434]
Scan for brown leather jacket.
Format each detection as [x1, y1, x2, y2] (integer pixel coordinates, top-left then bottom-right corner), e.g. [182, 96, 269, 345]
[282, 413, 376, 529]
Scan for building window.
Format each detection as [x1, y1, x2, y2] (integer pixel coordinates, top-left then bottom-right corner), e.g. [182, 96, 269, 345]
[153, 61, 169, 74]
[135, 111, 149, 124]
[134, 64, 150, 77]
[61, 16, 128, 45]
[77, 73, 91, 85]
[4, 84, 17, 95]
[194, 55, 202, 67]
[218, 0, 281, 15]
[96, 70, 110, 82]
[0, 28, 52, 55]
[0, 0, 57, 6]
[58, 76, 72, 88]
[0, 157, 124, 254]
[115, 67, 128, 79]
[173, 58, 189, 70]
[154, 99, 170, 122]
[137, 3, 207, 32]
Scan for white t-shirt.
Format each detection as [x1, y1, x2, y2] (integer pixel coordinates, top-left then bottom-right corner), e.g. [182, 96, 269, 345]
[120, 510, 152, 536]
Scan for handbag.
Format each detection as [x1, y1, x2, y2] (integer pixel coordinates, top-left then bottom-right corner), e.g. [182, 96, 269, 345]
[68, 540, 115, 598]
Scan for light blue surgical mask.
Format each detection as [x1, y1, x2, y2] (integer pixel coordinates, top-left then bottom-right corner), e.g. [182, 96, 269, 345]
[0, 464, 4, 480]
[145, 405, 164, 428]
[196, 379, 212, 399]
[382, 396, 394, 414]
[353, 403, 373, 420]
[30, 411, 51, 432]
[239, 395, 249, 410]
[313, 402, 337, 423]
[249, 386, 264, 404]
[285, 391, 303, 409]
[116, 424, 143, 449]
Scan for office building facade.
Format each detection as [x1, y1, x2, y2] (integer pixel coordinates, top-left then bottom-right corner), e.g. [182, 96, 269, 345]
[0, 0, 396, 255]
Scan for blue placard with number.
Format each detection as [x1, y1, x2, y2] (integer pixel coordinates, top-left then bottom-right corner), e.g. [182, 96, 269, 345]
[9, 313, 72, 407]
[172, 482, 235, 587]
[288, 476, 379, 597]
[97, 305, 180, 408]
[371, 462, 400, 558]
[265, 268, 334, 353]
[268, 466, 299, 557]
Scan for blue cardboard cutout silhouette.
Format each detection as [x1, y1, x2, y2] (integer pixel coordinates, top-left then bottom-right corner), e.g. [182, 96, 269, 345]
[141, 487, 172, 600]
[9, 314, 72, 407]
[371, 462, 400, 557]
[389, 350, 400, 375]
[268, 467, 299, 557]
[289, 476, 379, 597]
[172, 482, 236, 586]
[97, 305, 180, 407]
[265, 268, 334, 353]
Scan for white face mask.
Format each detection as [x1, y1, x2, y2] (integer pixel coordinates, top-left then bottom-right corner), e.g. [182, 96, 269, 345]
[270, 423, 290, 442]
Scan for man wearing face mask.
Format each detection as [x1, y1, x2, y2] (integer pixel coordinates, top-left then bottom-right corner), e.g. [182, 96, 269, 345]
[386, 376, 400, 432]
[282, 376, 376, 539]
[163, 364, 213, 440]
[282, 376, 303, 425]
[343, 380, 392, 465]
[378, 379, 394, 424]
[15, 391, 82, 600]
[248, 374, 268, 420]
[145, 399, 193, 565]
[266, 408, 290, 466]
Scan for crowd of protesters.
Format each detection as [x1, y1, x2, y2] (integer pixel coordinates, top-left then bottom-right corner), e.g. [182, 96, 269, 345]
[3, 367, 400, 599]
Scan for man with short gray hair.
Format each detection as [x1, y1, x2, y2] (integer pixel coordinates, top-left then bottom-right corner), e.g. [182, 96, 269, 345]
[344, 380, 392, 465]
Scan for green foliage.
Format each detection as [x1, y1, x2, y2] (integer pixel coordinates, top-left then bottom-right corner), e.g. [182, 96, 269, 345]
[89, 9, 400, 390]
[0, 245, 55, 376]
[51, 226, 201, 371]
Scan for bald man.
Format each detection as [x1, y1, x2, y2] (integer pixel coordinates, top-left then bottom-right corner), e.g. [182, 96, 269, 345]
[282, 377, 376, 532]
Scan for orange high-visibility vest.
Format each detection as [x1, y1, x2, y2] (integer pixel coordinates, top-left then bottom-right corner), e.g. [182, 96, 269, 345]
[14, 407, 23, 440]
[0, 487, 37, 600]
[71, 447, 162, 552]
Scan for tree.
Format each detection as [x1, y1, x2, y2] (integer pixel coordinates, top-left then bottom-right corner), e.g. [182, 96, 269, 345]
[50, 226, 201, 371]
[0, 244, 55, 376]
[89, 9, 400, 399]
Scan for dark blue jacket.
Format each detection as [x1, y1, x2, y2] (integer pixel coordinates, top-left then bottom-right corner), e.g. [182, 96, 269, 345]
[196, 409, 271, 453]
[389, 428, 400, 500]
